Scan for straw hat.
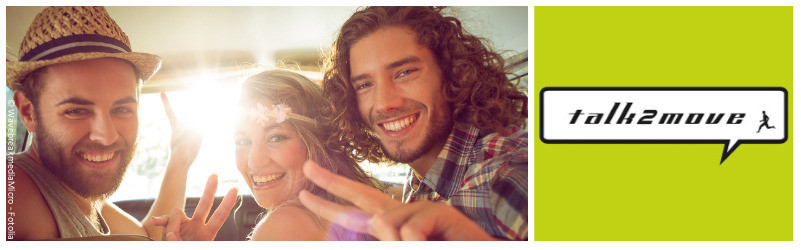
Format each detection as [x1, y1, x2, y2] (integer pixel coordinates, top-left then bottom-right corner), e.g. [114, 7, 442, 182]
[6, 6, 161, 91]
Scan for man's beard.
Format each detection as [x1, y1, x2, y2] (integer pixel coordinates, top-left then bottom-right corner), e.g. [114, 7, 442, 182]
[378, 101, 454, 164]
[35, 122, 135, 201]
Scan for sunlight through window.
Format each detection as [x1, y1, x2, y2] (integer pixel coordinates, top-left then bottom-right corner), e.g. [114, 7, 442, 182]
[109, 70, 408, 202]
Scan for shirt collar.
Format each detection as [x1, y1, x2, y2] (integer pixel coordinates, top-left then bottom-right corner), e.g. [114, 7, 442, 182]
[413, 121, 481, 200]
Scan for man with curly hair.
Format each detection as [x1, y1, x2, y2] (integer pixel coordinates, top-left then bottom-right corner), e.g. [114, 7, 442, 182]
[299, 6, 528, 240]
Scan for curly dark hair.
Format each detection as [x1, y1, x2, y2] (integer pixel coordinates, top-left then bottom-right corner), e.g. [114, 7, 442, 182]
[322, 6, 527, 163]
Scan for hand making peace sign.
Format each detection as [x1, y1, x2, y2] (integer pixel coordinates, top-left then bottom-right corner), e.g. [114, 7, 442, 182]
[298, 161, 495, 241]
[150, 174, 238, 241]
[161, 92, 203, 169]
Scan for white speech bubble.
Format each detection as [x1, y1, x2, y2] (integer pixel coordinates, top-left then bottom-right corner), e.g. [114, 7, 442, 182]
[540, 87, 787, 164]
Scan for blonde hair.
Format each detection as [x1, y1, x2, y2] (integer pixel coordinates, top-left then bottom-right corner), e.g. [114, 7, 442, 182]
[240, 69, 383, 240]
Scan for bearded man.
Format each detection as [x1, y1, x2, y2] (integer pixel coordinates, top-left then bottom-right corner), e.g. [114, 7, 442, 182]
[7, 6, 201, 240]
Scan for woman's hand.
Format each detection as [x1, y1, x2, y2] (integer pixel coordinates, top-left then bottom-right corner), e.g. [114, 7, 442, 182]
[150, 174, 238, 241]
[161, 92, 203, 169]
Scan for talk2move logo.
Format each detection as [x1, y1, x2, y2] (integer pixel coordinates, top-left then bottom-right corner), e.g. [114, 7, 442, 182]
[540, 87, 787, 164]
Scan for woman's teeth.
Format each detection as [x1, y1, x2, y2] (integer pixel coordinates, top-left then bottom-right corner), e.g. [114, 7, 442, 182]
[81, 152, 114, 162]
[252, 173, 285, 185]
[381, 115, 416, 132]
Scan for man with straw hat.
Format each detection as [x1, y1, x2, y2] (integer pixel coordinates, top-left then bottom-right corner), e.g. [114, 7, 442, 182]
[7, 6, 202, 240]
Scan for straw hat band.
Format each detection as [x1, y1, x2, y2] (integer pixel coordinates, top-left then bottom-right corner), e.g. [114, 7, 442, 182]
[20, 34, 131, 62]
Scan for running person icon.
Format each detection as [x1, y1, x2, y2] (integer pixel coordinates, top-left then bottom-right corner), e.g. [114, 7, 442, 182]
[757, 110, 776, 133]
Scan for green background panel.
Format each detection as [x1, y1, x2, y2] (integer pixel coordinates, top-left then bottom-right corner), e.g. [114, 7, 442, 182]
[534, 6, 792, 241]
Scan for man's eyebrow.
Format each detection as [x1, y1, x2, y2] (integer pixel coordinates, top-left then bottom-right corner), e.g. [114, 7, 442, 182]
[349, 56, 422, 83]
[56, 97, 93, 106]
[386, 56, 421, 70]
[56, 96, 138, 106]
[114, 96, 138, 105]
[350, 74, 369, 83]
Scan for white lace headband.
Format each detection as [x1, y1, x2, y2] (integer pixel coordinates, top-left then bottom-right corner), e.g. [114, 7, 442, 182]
[247, 103, 316, 126]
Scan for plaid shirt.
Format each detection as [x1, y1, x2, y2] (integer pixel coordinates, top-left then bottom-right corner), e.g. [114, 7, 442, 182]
[402, 122, 528, 240]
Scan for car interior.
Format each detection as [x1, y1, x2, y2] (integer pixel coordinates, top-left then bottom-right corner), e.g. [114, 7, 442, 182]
[5, 6, 527, 241]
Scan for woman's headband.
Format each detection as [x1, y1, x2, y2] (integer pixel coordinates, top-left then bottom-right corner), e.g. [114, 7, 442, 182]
[247, 103, 316, 126]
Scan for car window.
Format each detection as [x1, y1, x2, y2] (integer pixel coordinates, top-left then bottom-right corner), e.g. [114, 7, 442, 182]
[5, 87, 30, 155]
[109, 75, 410, 202]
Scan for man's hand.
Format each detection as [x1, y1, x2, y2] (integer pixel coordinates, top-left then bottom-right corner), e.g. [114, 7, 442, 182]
[150, 174, 238, 241]
[161, 92, 203, 168]
[139, 93, 203, 239]
[298, 160, 495, 241]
